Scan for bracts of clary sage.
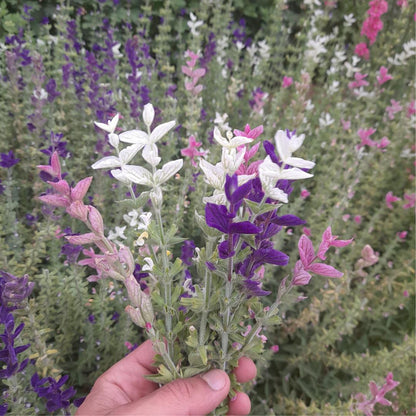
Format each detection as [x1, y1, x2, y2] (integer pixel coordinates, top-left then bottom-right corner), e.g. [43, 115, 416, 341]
[37, 104, 352, 412]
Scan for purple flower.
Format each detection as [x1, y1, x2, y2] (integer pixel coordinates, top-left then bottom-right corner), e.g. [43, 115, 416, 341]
[133, 264, 148, 290]
[45, 78, 61, 103]
[31, 373, 76, 413]
[41, 16, 50, 25]
[0, 313, 30, 378]
[205, 203, 259, 235]
[0, 151, 19, 168]
[180, 240, 195, 266]
[0, 271, 34, 307]
[60, 243, 83, 264]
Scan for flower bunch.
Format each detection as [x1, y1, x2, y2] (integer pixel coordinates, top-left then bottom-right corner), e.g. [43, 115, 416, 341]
[37, 103, 352, 412]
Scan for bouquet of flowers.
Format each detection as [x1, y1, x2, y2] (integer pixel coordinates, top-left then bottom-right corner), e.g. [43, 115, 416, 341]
[37, 103, 352, 413]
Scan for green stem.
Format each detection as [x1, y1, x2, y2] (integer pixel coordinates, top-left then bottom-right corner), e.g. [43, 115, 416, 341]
[154, 206, 175, 363]
[199, 238, 215, 346]
[221, 277, 233, 371]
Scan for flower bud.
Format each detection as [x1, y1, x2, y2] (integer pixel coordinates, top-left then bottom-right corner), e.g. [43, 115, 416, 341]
[125, 275, 142, 307]
[66, 201, 89, 222]
[125, 305, 146, 328]
[140, 292, 154, 324]
[150, 186, 163, 209]
[88, 206, 104, 235]
[143, 103, 155, 128]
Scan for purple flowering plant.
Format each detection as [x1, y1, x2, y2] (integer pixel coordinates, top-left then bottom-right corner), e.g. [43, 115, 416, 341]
[37, 103, 352, 412]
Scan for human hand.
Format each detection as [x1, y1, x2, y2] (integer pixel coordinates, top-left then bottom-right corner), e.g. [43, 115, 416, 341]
[75, 340, 257, 415]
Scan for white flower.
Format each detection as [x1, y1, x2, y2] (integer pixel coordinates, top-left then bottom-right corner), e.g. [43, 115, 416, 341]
[33, 88, 48, 100]
[328, 80, 340, 94]
[305, 37, 327, 63]
[123, 210, 139, 227]
[118, 118, 176, 167]
[108, 226, 127, 241]
[112, 43, 123, 58]
[94, 113, 120, 134]
[137, 212, 152, 230]
[236, 41, 245, 51]
[214, 112, 231, 131]
[213, 127, 252, 150]
[274, 130, 316, 169]
[319, 112, 335, 127]
[91, 144, 142, 184]
[123, 159, 183, 187]
[199, 159, 226, 190]
[344, 14, 356, 27]
[142, 257, 154, 271]
[259, 155, 313, 182]
[187, 12, 203, 36]
[143, 103, 155, 128]
[305, 99, 314, 111]
[258, 40, 270, 60]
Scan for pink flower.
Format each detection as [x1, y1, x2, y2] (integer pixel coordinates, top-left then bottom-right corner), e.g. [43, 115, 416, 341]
[376, 66, 392, 85]
[355, 43, 370, 60]
[403, 193, 416, 209]
[354, 215, 362, 224]
[292, 260, 312, 286]
[361, 15, 383, 44]
[270, 345, 280, 353]
[385, 191, 401, 209]
[368, 0, 388, 17]
[353, 372, 399, 416]
[37, 151, 62, 180]
[181, 135, 207, 167]
[294, 230, 352, 285]
[397, 0, 408, 7]
[282, 76, 293, 88]
[348, 73, 369, 90]
[317, 227, 353, 260]
[386, 99, 402, 120]
[406, 100, 416, 117]
[357, 128, 377, 148]
[233, 124, 264, 140]
[182, 50, 206, 95]
[376, 136, 390, 149]
[403, 290, 409, 297]
[342, 214, 350, 222]
[302, 227, 311, 236]
[397, 231, 407, 240]
[184, 50, 199, 68]
[124, 341, 134, 350]
[341, 119, 351, 130]
[300, 189, 310, 199]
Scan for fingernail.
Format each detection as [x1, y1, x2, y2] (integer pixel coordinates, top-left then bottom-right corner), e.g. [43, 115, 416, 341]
[201, 370, 227, 391]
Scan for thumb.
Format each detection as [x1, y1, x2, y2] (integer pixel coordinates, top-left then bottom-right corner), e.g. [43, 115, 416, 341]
[113, 369, 230, 416]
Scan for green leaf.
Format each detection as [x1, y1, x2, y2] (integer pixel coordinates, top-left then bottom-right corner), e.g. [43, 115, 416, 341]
[182, 366, 207, 378]
[169, 258, 184, 279]
[198, 345, 208, 365]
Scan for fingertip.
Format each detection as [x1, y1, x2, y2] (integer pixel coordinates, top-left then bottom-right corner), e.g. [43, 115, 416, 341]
[228, 391, 251, 416]
[233, 357, 257, 383]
